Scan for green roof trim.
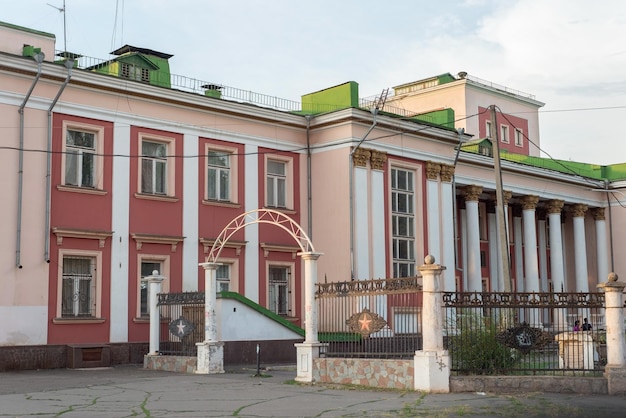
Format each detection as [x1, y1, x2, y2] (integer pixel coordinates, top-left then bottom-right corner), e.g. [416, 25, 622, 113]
[0, 21, 55, 39]
[219, 291, 305, 337]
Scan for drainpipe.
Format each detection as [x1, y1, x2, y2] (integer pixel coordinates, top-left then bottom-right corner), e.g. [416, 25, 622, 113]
[16, 52, 45, 268]
[44, 58, 75, 262]
[305, 115, 313, 239]
[349, 108, 378, 280]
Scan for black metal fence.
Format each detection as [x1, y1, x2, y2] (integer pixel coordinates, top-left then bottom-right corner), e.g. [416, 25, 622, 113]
[316, 277, 423, 359]
[443, 292, 606, 376]
[157, 292, 205, 356]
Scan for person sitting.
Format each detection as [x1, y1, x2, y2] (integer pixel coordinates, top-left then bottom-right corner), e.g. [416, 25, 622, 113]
[573, 320, 581, 331]
[582, 318, 592, 331]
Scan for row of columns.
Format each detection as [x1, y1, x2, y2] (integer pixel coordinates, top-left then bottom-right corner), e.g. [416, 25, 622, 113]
[460, 184, 609, 293]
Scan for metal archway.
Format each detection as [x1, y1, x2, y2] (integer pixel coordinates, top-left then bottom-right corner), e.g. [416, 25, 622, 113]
[206, 209, 315, 263]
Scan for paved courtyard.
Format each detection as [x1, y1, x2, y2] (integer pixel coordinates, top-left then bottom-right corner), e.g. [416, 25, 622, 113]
[0, 365, 625, 417]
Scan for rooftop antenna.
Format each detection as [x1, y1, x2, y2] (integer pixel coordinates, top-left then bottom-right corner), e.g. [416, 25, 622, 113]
[47, 0, 67, 53]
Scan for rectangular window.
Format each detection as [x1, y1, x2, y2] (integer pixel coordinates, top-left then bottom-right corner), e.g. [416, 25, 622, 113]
[515, 129, 523, 146]
[391, 168, 415, 277]
[141, 141, 167, 195]
[500, 125, 509, 143]
[140, 261, 162, 317]
[207, 150, 230, 201]
[268, 266, 290, 315]
[121, 63, 150, 83]
[65, 129, 96, 187]
[266, 159, 286, 208]
[216, 264, 230, 292]
[61, 256, 96, 317]
[485, 120, 492, 138]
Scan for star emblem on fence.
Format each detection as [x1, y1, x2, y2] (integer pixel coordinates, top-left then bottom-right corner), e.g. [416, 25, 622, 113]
[168, 316, 195, 338]
[346, 308, 387, 338]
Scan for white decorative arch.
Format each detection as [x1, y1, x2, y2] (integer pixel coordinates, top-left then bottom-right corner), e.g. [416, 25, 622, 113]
[206, 209, 315, 263]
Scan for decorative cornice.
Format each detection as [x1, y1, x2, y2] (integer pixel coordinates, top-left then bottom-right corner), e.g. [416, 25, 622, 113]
[260, 242, 301, 259]
[426, 161, 441, 180]
[545, 199, 565, 215]
[571, 203, 588, 218]
[199, 238, 247, 255]
[440, 164, 455, 182]
[463, 185, 483, 202]
[352, 148, 371, 168]
[131, 233, 185, 252]
[520, 195, 539, 211]
[591, 207, 606, 221]
[370, 150, 387, 170]
[52, 227, 114, 248]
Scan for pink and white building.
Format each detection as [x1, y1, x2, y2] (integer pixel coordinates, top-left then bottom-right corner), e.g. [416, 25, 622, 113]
[1, 21, 624, 365]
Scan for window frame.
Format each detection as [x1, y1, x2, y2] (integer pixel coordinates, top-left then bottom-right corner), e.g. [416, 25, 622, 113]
[121, 62, 150, 83]
[500, 124, 509, 143]
[136, 255, 170, 319]
[205, 144, 238, 203]
[390, 167, 416, 278]
[137, 133, 176, 197]
[514, 128, 524, 147]
[56, 249, 103, 320]
[60, 121, 104, 190]
[267, 262, 294, 316]
[485, 120, 492, 139]
[264, 155, 293, 209]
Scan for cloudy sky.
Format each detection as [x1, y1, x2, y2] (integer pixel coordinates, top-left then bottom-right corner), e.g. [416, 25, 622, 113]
[4, 0, 626, 165]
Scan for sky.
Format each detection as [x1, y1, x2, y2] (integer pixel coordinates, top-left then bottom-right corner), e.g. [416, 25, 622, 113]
[3, 0, 626, 165]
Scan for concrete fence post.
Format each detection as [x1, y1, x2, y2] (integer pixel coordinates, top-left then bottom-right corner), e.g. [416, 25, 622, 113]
[196, 262, 224, 374]
[147, 270, 164, 355]
[597, 272, 626, 395]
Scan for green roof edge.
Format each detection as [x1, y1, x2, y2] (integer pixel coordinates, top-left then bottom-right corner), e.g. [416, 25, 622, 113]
[219, 291, 305, 337]
[0, 21, 55, 39]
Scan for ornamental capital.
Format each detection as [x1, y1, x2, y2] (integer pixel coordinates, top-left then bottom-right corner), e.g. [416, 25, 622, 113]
[545, 199, 565, 215]
[352, 147, 371, 167]
[370, 150, 387, 170]
[520, 195, 539, 211]
[463, 185, 483, 202]
[426, 161, 441, 180]
[571, 203, 588, 218]
[591, 207, 605, 221]
[440, 164, 455, 182]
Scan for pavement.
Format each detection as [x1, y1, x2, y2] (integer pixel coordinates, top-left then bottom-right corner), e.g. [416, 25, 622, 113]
[0, 365, 625, 417]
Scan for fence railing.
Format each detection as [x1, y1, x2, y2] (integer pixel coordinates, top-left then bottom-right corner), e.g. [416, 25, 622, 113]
[443, 292, 606, 376]
[316, 276, 423, 359]
[157, 292, 205, 356]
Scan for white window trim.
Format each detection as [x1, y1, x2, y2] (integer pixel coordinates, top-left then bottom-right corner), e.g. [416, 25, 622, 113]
[515, 128, 524, 147]
[136, 254, 170, 319]
[205, 143, 238, 204]
[500, 124, 509, 143]
[485, 120, 492, 138]
[55, 248, 103, 320]
[266, 261, 295, 316]
[215, 258, 239, 293]
[60, 120, 104, 190]
[264, 154, 293, 209]
[137, 133, 176, 197]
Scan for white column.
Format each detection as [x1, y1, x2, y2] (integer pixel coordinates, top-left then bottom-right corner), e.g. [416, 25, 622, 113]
[547, 200, 565, 292]
[592, 208, 609, 286]
[598, 273, 626, 395]
[295, 252, 324, 383]
[521, 195, 540, 293]
[354, 164, 369, 280]
[414, 255, 449, 393]
[440, 165, 456, 292]
[110, 121, 130, 342]
[487, 204, 498, 292]
[244, 144, 259, 302]
[463, 185, 483, 292]
[572, 204, 589, 292]
[460, 208, 468, 291]
[182, 133, 199, 291]
[370, 153, 387, 318]
[196, 262, 224, 374]
[512, 210, 523, 292]
[538, 216, 548, 292]
[426, 162, 441, 263]
[146, 271, 164, 355]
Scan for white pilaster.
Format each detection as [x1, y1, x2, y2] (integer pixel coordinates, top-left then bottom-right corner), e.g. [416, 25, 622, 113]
[371, 169, 386, 279]
[521, 195, 540, 293]
[538, 218, 548, 292]
[182, 133, 199, 291]
[426, 164, 441, 262]
[463, 186, 482, 292]
[488, 208, 498, 291]
[354, 167, 369, 280]
[244, 144, 259, 302]
[440, 172, 456, 292]
[592, 208, 609, 286]
[513, 214, 524, 292]
[110, 121, 130, 342]
[572, 204, 589, 292]
[547, 200, 565, 292]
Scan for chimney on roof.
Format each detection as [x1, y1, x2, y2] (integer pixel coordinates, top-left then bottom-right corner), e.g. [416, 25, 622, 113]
[458, 71, 467, 79]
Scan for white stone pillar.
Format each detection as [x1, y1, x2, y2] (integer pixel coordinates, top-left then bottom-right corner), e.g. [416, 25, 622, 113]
[414, 255, 449, 393]
[147, 271, 164, 355]
[592, 208, 609, 286]
[547, 200, 565, 292]
[597, 273, 626, 395]
[538, 214, 548, 292]
[440, 165, 456, 292]
[295, 252, 325, 383]
[572, 204, 589, 292]
[426, 162, 441, 263]
[521, 195, 540, 293]
[463, 185, 483, 292]
[196, 262, 224, 374]
[513, 209, 524, 292]
[487, 203, 498, 292]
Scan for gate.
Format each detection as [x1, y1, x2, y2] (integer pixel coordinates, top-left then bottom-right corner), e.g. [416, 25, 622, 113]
[157, 292, 205, 356]
[316, 276, 422, 358]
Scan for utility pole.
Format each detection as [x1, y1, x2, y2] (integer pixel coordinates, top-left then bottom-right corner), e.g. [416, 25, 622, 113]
[490, 105, 513, 292]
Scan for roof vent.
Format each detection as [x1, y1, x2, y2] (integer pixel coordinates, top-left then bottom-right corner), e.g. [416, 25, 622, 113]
[458, 71, 467, 79]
